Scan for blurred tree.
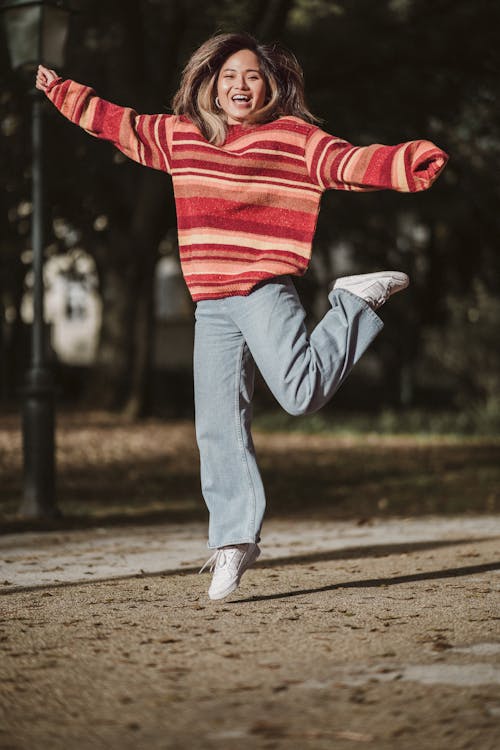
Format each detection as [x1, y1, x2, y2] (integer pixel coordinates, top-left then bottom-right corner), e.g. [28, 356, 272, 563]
[423, 279, 500, 429]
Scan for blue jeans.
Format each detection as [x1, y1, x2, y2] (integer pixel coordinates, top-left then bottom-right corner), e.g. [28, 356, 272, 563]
[193, 275, 383, 549]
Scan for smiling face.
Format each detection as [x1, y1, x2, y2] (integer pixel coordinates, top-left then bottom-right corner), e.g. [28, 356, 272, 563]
[216, 48, 267, 125]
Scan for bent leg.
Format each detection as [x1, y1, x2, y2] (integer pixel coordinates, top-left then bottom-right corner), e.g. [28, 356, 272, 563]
[194, 300, 266, 549]
[226, 276, 383, 416]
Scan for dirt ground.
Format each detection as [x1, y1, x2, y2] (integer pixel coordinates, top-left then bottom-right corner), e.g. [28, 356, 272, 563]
[1, 414, 499, 748]
[1, 526, 499, 750]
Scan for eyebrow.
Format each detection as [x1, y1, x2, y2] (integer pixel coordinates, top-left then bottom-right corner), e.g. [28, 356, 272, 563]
[222, 67, 261, 73]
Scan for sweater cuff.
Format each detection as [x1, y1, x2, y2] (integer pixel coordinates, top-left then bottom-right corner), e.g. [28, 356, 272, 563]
[45, 76, 64, 94]
[413, 145, 449, 185]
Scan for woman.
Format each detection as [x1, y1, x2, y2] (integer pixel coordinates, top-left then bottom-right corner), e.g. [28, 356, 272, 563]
[36, 32, 448, 601]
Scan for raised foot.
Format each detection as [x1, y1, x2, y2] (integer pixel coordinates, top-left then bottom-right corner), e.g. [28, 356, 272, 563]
[333, 271, 410, 310]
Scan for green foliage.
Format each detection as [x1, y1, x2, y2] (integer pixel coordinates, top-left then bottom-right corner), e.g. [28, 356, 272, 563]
[254, 406, 500, 437]
[422, 279, 500, 424]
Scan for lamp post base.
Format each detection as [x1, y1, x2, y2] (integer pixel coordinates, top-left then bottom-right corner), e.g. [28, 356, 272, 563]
[19, 367, 60, 520]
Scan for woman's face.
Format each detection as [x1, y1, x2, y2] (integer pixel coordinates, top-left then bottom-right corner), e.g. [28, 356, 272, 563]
[216, 48, 267, 125]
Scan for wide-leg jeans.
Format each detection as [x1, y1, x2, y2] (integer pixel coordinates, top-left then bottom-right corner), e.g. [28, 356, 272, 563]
[193, 275, 384, 549]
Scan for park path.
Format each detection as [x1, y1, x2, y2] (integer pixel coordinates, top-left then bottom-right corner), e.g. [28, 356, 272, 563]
[1, 515, 499, 749]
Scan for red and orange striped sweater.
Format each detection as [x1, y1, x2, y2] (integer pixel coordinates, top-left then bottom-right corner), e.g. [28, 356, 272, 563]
[46, 78, 448, 301]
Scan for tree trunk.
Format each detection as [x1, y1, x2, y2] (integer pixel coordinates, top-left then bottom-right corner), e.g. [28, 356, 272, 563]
[121, 262, 155, 420]
[84, 166, 173, 414]
[125, 169, 174, 419]
[82, 264, 133, 409]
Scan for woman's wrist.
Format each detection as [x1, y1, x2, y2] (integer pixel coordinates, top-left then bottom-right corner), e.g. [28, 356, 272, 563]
[45, 76, 64, 93]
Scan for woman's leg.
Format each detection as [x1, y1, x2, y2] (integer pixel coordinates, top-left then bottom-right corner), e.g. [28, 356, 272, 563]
[196, 275, 398, 598]
[225, 276, 384, 416]
[194, 299, 266, 550]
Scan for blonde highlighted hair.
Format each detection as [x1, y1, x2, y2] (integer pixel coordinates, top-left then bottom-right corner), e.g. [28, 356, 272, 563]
[172, 32, 320, 146]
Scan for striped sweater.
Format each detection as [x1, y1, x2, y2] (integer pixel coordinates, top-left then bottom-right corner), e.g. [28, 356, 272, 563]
[46, 78, 448, 301]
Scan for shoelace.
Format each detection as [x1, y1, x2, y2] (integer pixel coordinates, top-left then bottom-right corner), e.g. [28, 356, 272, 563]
[199, 548, 237, 575]
[369, 280, 396, 310]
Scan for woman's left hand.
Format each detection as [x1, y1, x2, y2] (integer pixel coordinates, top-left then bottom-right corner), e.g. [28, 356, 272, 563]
[36, 64, 59, 92]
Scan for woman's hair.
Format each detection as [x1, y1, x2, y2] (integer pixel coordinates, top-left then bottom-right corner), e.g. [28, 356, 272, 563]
[172, 32, 320, 145]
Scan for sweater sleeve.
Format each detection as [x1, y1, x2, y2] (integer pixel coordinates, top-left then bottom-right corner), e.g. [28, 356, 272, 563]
[45, 77, 174, 173]
[305, 126, 448, 193]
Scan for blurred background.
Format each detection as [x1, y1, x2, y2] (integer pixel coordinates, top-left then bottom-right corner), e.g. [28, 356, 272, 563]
[0, 0, 499, 523]
[1, 0, 499, 425]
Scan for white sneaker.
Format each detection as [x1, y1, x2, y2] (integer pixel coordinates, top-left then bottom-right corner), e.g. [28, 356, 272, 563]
[199, 543, 261, 600]
[333, 271, 410, 310]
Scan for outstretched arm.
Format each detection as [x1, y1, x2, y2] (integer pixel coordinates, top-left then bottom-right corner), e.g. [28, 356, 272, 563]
[305, 126, 448, 193]
[36, 65, 173, 173]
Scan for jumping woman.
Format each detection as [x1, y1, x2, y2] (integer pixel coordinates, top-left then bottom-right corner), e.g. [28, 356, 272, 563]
[36, 32, 448, 600]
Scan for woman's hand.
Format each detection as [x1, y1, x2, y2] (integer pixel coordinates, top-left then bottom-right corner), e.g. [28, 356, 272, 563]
[36, 64, 59, 92]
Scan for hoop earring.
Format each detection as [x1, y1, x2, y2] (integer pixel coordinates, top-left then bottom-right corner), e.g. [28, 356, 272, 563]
[215, 96, 221, 108]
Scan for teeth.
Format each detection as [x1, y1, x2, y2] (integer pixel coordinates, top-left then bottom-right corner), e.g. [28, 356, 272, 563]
[233, 96, 249, 101]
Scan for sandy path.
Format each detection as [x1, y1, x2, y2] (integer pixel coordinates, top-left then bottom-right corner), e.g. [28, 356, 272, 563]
[1, 517, 499, 749]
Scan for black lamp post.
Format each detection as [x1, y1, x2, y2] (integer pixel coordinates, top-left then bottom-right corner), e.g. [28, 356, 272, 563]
[1, 0, 71, 519]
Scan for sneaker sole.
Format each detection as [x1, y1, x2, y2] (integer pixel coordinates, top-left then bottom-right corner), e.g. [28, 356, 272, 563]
[208, 545, 261, 601]
[334, 271, 409, 289]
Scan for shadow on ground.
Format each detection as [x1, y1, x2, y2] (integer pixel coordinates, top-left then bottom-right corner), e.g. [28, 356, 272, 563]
[2, 536, 499, 597]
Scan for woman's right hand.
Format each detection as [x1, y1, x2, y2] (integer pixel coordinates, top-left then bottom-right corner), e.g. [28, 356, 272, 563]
[36, 64, 60, 92]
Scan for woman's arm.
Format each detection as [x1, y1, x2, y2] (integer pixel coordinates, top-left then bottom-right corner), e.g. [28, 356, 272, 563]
[36, 65, 173, 173]
[305, 126, 448, 193]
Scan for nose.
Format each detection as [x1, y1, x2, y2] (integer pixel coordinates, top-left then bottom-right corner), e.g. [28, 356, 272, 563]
[236, 75, 249, 90]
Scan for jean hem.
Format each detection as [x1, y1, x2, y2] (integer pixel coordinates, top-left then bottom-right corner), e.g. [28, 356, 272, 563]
[207, 537, 260, 550]
[332, 288, 385, 331]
